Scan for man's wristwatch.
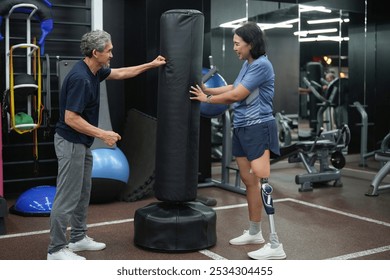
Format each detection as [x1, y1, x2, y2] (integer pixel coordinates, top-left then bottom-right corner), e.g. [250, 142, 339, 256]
[206, 94, 212, 103]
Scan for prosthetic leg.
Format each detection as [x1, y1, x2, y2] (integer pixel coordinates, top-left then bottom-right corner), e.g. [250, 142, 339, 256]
[247, 178, 287, 260]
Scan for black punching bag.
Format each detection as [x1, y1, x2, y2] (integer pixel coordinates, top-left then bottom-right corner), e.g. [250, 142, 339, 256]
[133, 10, 216, 252]
[154, 9, 203, 202]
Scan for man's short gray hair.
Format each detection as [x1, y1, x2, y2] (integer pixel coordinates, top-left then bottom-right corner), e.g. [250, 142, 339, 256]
[80, 30, 111, 57]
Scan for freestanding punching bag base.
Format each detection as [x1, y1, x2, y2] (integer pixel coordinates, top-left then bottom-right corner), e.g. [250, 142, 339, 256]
[134, 9, 216, 252]
[134, 201, 216, 252]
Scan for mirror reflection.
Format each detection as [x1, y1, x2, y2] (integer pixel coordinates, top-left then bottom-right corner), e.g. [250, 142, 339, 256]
[210, 1, 362, 148]
[298, 5, 349, 140]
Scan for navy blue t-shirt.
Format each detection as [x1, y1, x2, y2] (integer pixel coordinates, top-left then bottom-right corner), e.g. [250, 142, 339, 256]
[56, 60, 111, 147]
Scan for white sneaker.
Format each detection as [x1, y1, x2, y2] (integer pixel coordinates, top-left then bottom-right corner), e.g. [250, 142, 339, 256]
[47, 247, 86, 260]
[229, 230, 265, 245]
[68, 235, 106, 252]
[248, 243, 287, 260]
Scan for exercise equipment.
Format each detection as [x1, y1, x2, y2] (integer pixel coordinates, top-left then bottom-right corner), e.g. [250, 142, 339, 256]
[366, 131, 390, 196]
[328, 78, 349, 129]
[303, 62, 324, 132]
[91, 149, 128, 181]
[9, 185, 55, 216]
[134, 9, 216, 252]
[1, 1, 51, 222]
[303, 75, 330, 133]
[211, 106, 351, 193]
[200, 60, 228, 163]
[351, 101, 375, 167]
[272, 124, 351, 192]
[153, 10, 202, 202]
[208, 110, 246, 194]
[4, 3, 43, 134]
[0, 0, 53, 55]
[200, 67, 229, 118]
[1, 1, 50, 179]
[304, 76, 349, 133]
[90, 147, 130, 203]
[303, 76, 335, 133]
[134, 201, 216, 252]
[275, 112, 300, 147]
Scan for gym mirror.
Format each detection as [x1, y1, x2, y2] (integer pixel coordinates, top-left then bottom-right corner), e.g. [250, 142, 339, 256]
[210, 0, 365, 148]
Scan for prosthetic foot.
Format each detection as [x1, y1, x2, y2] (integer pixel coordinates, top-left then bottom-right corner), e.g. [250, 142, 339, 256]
[247, 178, 287, 260]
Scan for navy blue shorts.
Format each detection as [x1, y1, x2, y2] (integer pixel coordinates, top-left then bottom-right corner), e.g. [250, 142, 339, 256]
[232, 120, 280, 161]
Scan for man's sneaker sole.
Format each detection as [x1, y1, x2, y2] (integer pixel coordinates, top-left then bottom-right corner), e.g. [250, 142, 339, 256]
[68, 243, 106, 252]
[68, 236, 106, 252]
[47, 248, 86, 260]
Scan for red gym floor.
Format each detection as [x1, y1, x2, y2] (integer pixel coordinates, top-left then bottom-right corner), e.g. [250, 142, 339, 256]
[0, 155, 389, 260]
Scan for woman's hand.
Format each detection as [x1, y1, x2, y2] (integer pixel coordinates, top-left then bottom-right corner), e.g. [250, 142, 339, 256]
[189, 84, 208, 102]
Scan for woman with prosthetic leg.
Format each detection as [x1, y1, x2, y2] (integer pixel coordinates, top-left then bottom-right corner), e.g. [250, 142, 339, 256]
[190, 22, 286, 260]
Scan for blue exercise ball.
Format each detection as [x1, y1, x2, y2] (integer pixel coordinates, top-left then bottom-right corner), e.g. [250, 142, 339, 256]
[10, 185, 56, 216]
[92, 147, 129, 183]
[91, 147, 130, 203]
[200, 68, 229, 118]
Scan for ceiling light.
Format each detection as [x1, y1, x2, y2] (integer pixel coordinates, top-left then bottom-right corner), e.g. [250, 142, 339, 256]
[307, 18, 343, 24]
[259, 23, 293, 30]
[219, 17, 247, 28]
[220, 18, 299, 30]
[279, 18, 300, 25]
[294, 28, 338, 37]
[323, 56, 332, 64]
[299, 36, 349, 42]
[299, 5, 331, 13]
[258, 18, 298, 30]
[317, 35, 349, 42]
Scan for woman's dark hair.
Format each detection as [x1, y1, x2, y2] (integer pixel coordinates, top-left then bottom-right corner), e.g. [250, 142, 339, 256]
[234, 22, 266, 59]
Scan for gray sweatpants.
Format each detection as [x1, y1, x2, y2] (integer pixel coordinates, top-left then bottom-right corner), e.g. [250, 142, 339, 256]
[48, 133, 93, 254]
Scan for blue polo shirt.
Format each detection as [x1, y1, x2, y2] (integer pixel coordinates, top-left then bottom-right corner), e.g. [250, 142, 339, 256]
[232, 55, 275, 128]
[56, 60, 111, 147]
